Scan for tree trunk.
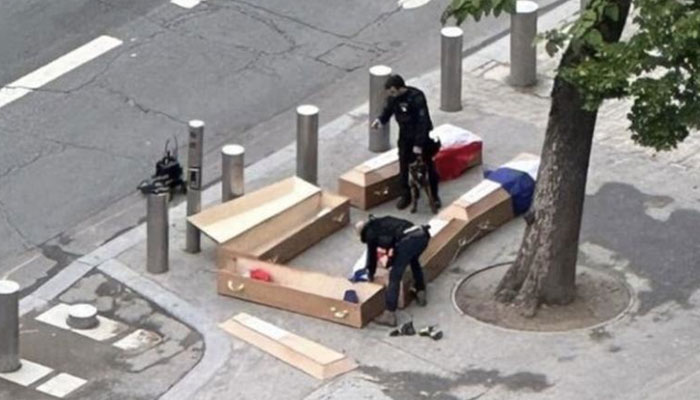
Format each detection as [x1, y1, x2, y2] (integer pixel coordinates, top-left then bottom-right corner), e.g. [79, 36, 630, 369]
[494, 0, 632, 317]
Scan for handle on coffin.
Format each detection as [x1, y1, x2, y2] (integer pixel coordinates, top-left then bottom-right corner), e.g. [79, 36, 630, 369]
[267, 255, 280, 264]
[333, 213, 347, 224]
[227, 281, 245, 292]
[373, 187, 390, 196]
[330, 306, 349, 319]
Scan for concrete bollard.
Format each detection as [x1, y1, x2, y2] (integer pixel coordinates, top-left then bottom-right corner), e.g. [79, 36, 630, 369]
[440, 27, 464, 112]
[147, 192, 169, 274]
[185, 120, 204, 253]
[369, 65, 392, 152]
[296, 105, 319, 185]
[221, 145, 245, 202]
[509, 0, 539, 87]
[67, 304, 99, 330]
[0, 280, 21, 373]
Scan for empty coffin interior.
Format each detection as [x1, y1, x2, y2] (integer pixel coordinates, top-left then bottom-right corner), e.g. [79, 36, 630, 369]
[188, 177, 321, 244]
[221, 191, 349, 263]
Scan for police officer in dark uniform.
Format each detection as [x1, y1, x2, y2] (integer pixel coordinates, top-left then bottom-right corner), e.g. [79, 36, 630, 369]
[355, 215, 430, 327]
[371, 74, 441, 210]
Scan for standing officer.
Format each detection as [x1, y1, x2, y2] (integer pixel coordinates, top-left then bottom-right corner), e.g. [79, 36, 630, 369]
[371, 74, 441, 210]
[355, 215, 430, 327]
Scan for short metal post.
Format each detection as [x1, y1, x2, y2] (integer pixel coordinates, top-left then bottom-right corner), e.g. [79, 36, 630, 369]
[186, 120, 203, 253]
[221, 144, 245, 202]
[440, 27, 464, 112]
[510, 1, 539, 87]
[0, 280, 21, 373]
[296, 105, 319, 185]
[147, 192, 169, 274]
[369, 65, 392, 152]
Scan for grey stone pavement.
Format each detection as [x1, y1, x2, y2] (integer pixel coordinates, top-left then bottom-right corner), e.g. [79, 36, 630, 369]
[5, 0, 700, 398]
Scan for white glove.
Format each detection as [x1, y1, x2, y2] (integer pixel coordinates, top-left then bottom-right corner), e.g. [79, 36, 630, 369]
[370, 119, 382, 130]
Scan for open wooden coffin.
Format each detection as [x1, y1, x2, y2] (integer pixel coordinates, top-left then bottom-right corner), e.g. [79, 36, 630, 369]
[338, 149, 401, 210]
[188, 177, 350, 264]
[217, 250, 386, 328]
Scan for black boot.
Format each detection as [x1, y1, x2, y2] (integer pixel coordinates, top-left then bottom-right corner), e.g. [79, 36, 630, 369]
[396, 196, 411, 210]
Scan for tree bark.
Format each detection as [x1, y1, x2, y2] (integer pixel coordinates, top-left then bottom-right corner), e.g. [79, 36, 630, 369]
[495, 0, 632, 316]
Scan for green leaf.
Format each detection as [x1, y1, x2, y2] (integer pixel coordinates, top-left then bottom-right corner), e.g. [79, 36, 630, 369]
[545, 41, 559, 57]
[604, 4, 620, 22]
[584, 29, 604, 47]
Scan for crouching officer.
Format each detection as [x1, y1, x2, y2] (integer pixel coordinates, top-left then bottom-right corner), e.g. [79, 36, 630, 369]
[355, 215, 430, 327]
[371, 74, 441, 210]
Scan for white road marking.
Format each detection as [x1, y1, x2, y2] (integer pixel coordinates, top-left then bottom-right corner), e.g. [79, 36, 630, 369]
[0, 359, 53, 387]
[399, 0, 433, 9]
[0, 35, 123, 109]
[36, 373, 87, 398]
[36, 303, 128, 342]
[171, 0, 201, 9]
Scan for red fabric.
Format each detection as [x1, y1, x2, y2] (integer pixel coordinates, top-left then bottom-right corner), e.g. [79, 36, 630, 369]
[250, 268, 272, 282]
[434, 141, 482, 181]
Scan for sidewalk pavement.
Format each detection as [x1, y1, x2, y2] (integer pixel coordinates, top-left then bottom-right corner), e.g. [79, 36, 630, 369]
[11, 0, 700, 399]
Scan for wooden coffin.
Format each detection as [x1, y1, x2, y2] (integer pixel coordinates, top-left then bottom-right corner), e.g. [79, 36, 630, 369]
[220, 313, 358, 380]
[385, 153, 540, 308]
[338, 149, 401, 210]
[189, 177, 350, 264]
[217, 252, 385, 328]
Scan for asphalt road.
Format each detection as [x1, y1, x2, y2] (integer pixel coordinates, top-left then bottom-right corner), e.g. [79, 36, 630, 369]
[0, 0, 559, 284]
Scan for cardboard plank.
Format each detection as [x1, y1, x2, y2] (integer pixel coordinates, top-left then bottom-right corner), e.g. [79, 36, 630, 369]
[188, 177, 321, 243]
[219, 313, 358, 380]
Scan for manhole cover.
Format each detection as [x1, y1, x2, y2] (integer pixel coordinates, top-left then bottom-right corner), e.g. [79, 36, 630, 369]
[454, 264, 633, 332]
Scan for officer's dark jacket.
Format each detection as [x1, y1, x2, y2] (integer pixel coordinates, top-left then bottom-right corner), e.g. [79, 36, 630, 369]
[360, 216, 414, 280]
[378, 86, 433, 147]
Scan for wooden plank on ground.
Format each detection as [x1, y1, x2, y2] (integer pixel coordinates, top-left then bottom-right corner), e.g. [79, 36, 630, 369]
[219, 313, 358, 380]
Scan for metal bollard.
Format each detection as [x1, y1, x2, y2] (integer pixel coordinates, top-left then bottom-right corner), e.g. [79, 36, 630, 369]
[440, 27, 464, 112]
[185, 120, 204, 253]
[0, 280, 21, 373]
[147, 192, 169, 274]
[509, 1, 539, 87]
[221, 144, 245, 202]
[296, 105, 319, 185]
[369, 65, 392, 152]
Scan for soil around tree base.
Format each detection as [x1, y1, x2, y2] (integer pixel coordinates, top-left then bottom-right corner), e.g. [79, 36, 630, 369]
[454, 264, 632, 332]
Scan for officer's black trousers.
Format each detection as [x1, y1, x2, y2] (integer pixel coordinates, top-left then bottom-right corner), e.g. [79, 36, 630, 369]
[386, 229, 429, 311]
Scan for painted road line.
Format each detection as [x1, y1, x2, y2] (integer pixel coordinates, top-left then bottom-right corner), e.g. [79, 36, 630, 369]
[171, 0, 201, 9]
[0, 35, 123, 109]
[36, 373, 87, 398]
[0, 359, 53, 387]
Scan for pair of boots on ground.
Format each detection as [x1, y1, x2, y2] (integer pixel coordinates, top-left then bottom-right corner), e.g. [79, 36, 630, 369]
[374, 289, 427, 327]
[395, 192, 442, 211]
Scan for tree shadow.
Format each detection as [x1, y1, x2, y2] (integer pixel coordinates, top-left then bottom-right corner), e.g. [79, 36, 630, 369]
[581, 182, 700, 315]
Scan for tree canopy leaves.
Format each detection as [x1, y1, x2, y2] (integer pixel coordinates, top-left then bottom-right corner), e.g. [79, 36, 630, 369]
[442, 0, 700, 151]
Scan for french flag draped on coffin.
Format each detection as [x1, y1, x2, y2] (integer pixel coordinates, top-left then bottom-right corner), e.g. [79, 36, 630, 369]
[483, 155, 539, 215]
[429, 124, 483, 181]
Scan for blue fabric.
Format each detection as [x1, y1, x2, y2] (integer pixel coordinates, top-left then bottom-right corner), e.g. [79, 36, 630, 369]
[349, 268, 369, 283]
[343, 290, 359, 304]
[484, 167, 536, 215]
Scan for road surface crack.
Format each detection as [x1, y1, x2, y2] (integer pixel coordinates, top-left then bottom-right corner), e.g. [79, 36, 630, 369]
[97, 84, 188, 127]
[0, 199, 33, 248]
